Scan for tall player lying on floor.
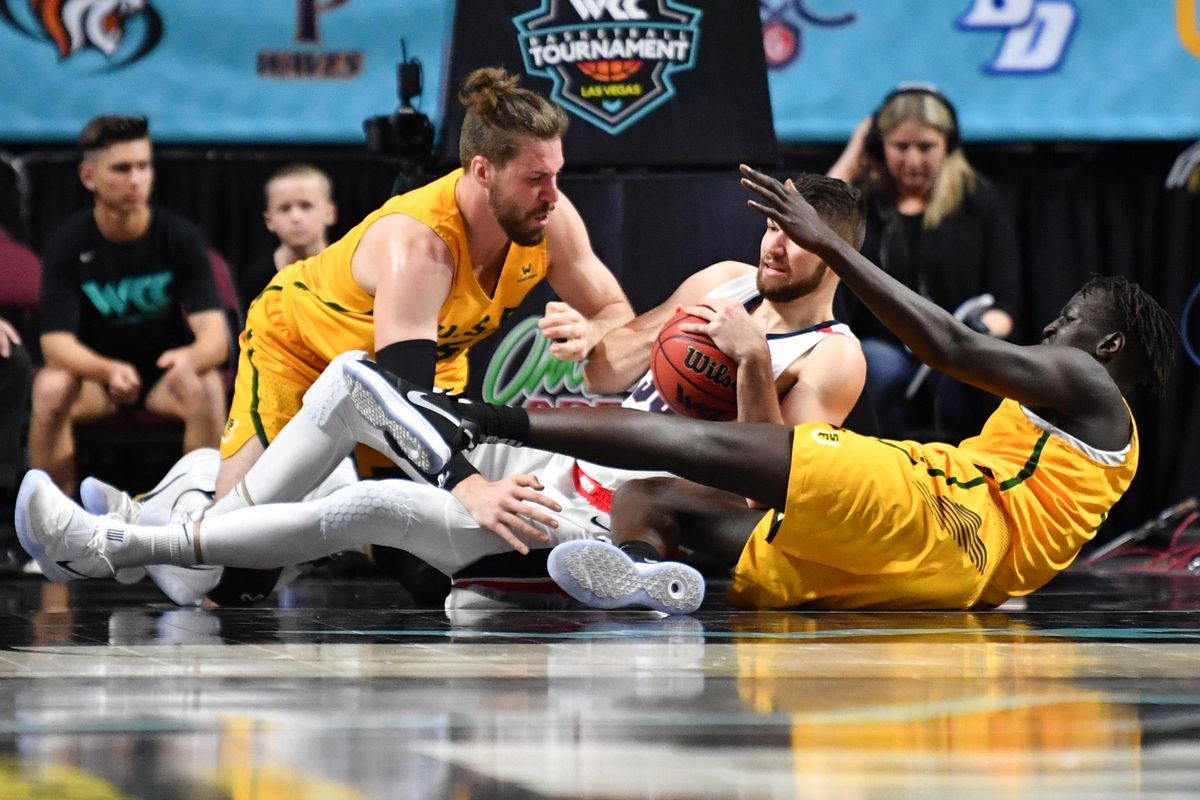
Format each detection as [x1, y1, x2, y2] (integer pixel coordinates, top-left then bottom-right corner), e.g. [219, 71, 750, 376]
[170, 166, 1174, 616]
[13, 175, 870, 604]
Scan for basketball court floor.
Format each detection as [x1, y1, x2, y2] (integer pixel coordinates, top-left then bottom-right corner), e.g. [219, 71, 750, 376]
[0, 566, 1197, 799]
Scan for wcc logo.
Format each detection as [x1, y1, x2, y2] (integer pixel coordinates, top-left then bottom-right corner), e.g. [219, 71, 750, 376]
[0, 0, 162, 67]
[82, 272, 174, 323]
[957, 0, 1077, 74]
[514, 0, 702, 135]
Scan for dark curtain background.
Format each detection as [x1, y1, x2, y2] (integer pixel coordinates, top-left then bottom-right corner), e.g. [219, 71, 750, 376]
[2, 141, 1197, 545]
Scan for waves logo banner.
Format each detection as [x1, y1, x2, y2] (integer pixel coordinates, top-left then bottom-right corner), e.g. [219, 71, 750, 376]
[0, 0, 161, 67]
[514, 0, 702, 135]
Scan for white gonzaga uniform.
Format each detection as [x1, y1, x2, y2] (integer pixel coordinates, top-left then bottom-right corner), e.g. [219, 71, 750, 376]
[459, 274, 857, 563]
[155, 277, 856, 587]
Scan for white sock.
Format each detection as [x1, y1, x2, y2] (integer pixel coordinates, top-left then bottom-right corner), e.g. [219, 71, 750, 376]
[108, 520, 200, 568]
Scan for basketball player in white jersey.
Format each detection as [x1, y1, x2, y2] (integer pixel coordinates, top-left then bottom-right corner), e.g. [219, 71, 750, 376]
[16, 174, 869, 606]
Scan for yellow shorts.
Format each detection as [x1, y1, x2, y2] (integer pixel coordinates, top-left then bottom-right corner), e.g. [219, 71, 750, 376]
[727, 425, 1012, 610]
[221, 287, 318, 457]
[218, 284, 442, 477]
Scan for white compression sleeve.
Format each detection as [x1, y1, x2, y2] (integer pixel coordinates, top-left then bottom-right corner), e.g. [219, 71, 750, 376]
[208, 351, 368, 516]
[192, 480, 513, 576]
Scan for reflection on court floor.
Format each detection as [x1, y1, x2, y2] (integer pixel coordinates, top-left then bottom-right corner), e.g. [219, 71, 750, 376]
[0, 572, 1197, 798]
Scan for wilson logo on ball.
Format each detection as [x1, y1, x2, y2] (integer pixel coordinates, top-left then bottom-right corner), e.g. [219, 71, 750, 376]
[650, 310, 738, 421]
[683, 347, 735, 388]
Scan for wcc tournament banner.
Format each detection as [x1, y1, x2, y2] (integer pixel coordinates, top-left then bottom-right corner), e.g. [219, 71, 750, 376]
[439, 0, 778, 167]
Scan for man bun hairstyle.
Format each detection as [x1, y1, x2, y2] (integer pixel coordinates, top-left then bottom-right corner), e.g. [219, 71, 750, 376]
[458, 67, 569, 169]
[79, 115, 150, 158]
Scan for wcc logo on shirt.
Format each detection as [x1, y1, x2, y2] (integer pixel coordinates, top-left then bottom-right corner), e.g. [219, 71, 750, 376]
[513, 0, 702, 135]
[82, 271, 174, 323]
[0, 0, 163, 67]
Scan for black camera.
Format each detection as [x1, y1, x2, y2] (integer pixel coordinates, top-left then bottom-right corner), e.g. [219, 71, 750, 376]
[364, 108, 434, 157]
[364, 40, 434, 159]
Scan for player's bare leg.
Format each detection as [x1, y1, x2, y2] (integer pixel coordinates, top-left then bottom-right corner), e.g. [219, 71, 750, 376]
[608, 477, 761, 564]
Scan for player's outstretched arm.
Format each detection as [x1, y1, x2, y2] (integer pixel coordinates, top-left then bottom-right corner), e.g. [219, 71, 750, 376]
[543, 193, 633, 363]
[739, 165, 1116, 421]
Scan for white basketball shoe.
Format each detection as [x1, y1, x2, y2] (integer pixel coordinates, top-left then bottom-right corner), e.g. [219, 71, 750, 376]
[547, 539, 704, 615]
[79, 448, 222, 605]
[15, 470, 120, 581]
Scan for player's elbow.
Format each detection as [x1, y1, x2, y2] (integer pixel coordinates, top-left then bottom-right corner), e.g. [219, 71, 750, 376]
[582, 362, 622, 395]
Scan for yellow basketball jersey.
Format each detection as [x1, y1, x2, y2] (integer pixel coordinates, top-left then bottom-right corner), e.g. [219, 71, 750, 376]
[727, 399, 1137, 610]
[961, 399, 1139, 604]
[272, 167, 550, 392]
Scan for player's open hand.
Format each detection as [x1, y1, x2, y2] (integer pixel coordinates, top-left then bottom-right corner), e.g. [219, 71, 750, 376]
[539, 300, 590, 361]
[451, 473, 560, 555]
[740, 165, 836, 254]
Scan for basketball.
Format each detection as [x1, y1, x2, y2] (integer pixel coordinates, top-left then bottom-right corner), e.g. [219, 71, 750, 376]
[578, 59, 643, 82]
[650, 310, 738, 421]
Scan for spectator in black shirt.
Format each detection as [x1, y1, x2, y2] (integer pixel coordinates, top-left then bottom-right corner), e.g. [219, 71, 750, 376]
[237, 164, 336, 319]
[29, 115, 229, 496]
[829, 84, 1020, 440]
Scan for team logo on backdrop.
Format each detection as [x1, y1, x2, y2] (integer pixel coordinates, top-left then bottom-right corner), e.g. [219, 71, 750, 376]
[957, 0, 1077, 74]
[514, 0, 702, 135]
[0, 0, 162, 67]
[759, 0, 857, 70]
[257, 0, 362, 79]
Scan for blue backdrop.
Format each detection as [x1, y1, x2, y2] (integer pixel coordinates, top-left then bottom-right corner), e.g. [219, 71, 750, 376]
[2, 0, 1198, 143]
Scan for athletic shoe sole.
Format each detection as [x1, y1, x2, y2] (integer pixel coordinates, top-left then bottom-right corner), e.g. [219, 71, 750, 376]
[15, 470, 77, 583]
[146, 563, 223, 607]
[342, 360, 451, 475]
[548, 539, 704, 615]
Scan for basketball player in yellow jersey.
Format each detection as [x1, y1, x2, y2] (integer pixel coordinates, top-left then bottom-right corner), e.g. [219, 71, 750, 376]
[215, 66, 631, 528]
[337, 166, 1177, 614]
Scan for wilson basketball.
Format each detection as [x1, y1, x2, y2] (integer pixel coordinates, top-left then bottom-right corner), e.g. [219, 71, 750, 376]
[650, 311, 738, 421]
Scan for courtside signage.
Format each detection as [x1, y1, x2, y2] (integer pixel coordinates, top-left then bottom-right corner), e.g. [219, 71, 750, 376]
[482, 316, 622, 409]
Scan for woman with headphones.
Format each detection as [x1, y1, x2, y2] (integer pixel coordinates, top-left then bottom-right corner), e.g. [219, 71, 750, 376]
[829, 83, 1020, 440]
